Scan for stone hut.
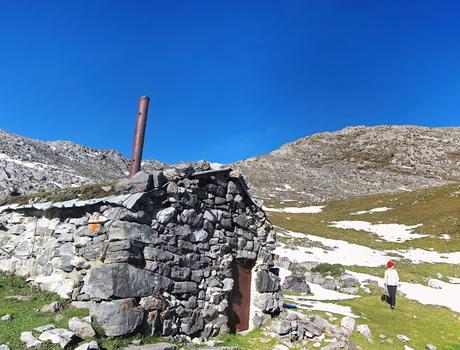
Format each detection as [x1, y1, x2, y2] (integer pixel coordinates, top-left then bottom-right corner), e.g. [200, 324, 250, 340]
[0, 162, 283, 339]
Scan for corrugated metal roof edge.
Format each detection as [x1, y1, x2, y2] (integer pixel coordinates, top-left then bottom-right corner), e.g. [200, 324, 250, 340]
[0, 192, 146, 213]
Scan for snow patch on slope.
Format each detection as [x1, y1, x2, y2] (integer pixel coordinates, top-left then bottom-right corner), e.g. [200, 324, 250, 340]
[264, 206, 325, 214]
[329, 221, 429, 243]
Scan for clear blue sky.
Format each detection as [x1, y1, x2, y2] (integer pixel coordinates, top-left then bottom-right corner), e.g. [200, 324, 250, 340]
[0, 1, 459, 164]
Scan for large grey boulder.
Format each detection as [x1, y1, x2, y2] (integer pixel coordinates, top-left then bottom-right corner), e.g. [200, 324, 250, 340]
[82, 263, 173, 299]
[91, 298, 145, 337]
[38, 328, 75, 348]
[282, 275, 311, 293]
[0, 345, 11, 350]
[115, 171, 153, 193]
[253, 292, 283, 313]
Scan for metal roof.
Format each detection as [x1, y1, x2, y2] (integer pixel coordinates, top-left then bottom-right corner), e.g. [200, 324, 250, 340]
[0, 192, 146, 214]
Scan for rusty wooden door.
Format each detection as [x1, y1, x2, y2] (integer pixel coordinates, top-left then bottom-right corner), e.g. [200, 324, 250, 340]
[229, 260, 252, 332]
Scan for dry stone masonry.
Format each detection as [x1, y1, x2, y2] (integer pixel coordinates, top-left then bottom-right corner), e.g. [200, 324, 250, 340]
[0, 162, 282, 339]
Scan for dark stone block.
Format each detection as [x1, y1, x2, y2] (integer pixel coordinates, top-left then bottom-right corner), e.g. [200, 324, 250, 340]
[84, 263, 173, 299]
[256, 270, 281, 292]
[173, 281, 198, 294]
[171, 266, 191, 280]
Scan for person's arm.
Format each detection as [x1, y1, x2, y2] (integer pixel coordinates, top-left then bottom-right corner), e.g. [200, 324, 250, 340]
[384, 269, 388, 288]
[395, 270, 400, 285]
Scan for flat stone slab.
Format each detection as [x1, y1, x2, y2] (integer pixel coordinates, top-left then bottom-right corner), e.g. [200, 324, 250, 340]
[121, 344, 177, 350]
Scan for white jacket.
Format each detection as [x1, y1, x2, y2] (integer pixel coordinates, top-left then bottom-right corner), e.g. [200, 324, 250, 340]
[384, 268, 399, 286]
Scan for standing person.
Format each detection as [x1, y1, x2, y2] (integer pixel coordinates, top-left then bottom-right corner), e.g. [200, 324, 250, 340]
[382, 260, 399, 309]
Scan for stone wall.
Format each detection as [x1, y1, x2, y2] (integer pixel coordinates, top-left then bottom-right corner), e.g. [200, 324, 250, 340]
[0, 162, 283, 340]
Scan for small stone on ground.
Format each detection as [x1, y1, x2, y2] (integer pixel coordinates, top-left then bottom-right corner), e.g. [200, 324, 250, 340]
[40, 301, 63, 313]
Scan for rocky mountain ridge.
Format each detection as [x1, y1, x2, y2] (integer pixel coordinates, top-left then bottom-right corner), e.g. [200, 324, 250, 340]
[234, 125, 460, 202]
[0, 129, 165, 200]
[1, 125, 459, 203]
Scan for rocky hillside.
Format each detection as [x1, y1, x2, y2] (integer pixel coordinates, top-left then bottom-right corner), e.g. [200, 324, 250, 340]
[0, 129, 165, 200]
[1, 125, 459, 203]
[235, 125, 460, 202]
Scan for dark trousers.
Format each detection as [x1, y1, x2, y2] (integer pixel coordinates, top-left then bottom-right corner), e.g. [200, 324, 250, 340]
[386, 285, 397, 308]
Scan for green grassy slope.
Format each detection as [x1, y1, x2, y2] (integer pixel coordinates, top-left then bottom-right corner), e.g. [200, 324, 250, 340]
[270, 182, 460, 350]
[269, 182, 460, 252]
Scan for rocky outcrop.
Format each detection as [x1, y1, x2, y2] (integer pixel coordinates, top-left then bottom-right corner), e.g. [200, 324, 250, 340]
[0, 129, 165, 200]
[0, 163, 282, 339]
[235, 125, 460, 202]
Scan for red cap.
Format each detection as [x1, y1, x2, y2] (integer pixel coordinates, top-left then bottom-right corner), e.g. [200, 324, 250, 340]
[387, 261, 395, 268]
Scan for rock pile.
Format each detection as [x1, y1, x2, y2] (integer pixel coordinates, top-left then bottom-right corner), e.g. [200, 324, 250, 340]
[266, 311, 362, 349]
[0, 162, 282, 339]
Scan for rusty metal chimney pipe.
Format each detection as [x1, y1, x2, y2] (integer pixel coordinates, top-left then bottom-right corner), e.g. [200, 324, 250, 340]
[128, 96, 150, 178]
